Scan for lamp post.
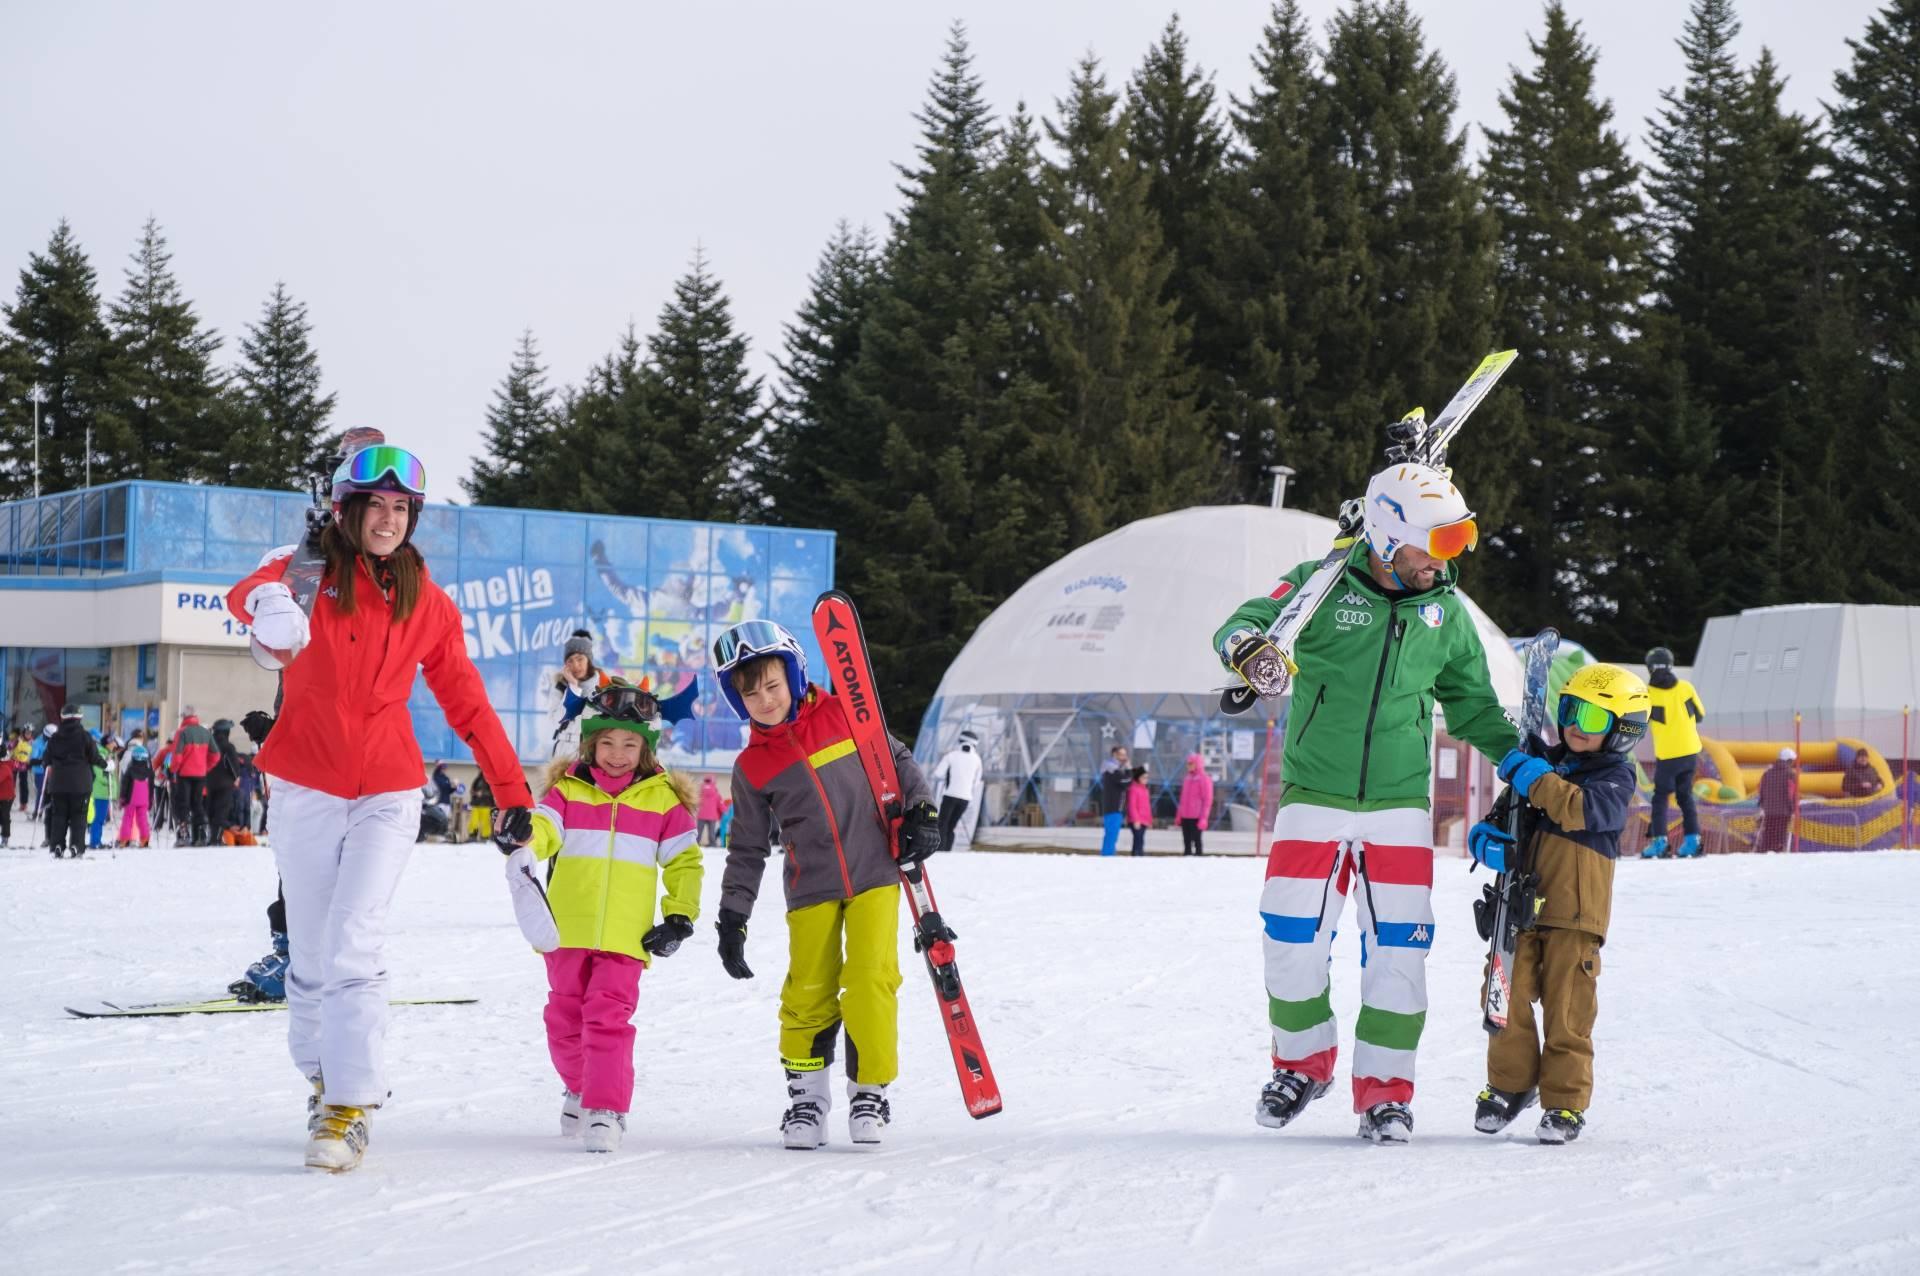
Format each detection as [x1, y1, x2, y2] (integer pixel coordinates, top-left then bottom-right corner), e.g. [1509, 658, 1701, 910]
[28, 382, 48, 499]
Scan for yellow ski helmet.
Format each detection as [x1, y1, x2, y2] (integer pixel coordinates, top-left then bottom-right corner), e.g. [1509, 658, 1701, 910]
[1556, 664, 1650, 754]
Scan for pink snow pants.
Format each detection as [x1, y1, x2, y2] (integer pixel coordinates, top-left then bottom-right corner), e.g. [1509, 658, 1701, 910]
[543, 948, 643, 1113]
[117, 791, 150, 844]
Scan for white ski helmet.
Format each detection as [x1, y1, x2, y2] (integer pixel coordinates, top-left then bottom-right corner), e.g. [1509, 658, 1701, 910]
[1362, 463, 1478, 566]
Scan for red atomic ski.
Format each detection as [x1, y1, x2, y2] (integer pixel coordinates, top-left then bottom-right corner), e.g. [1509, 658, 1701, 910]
[811, 590, 1003, 1119]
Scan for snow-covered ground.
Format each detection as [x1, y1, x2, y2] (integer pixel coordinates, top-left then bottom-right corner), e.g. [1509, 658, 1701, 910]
[4, 827, 1917, 1274]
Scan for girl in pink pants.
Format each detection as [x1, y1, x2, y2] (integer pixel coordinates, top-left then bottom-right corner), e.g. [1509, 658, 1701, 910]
[117, 743, 153, 847]
[503, 680, 703, 1153]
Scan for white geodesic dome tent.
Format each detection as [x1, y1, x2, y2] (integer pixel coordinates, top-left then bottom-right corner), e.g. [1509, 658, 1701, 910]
[912, 504, 1524, 829]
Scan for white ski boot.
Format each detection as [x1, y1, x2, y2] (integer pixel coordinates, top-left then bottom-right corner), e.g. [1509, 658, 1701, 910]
[560, 1089, 584, 1138]
[1357, 1101, 1414, 1145]
[848, 1083, 891, 1146]
[782, 1070, 831, 1150]
[305, 1104, 370, 1172]
[581, 1108, 626, 1153]
[306, 1074, 325, 1132]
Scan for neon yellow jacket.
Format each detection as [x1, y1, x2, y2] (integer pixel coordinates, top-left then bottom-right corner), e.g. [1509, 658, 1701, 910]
[1647, 678, 1705, 760]
[531, 766, 702, 962]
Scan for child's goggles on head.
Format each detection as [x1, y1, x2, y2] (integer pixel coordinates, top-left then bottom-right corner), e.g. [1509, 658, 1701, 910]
[1557, 695, 1616, 736]
[712, 620, 790, 671]
[1424, 516, 1479, 561]
[589, 684, 658, 724]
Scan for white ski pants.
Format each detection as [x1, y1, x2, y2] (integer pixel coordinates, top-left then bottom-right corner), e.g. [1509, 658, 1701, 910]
[272, 780, 421, 1106]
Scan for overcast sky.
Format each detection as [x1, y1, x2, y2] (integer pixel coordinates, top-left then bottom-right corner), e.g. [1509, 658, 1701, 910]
[2, 1, 1888, 501]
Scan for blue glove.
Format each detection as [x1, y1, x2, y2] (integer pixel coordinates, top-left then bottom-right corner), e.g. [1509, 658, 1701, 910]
[1497, 749, 1553, 799]
[1468, 820, 1513, 873]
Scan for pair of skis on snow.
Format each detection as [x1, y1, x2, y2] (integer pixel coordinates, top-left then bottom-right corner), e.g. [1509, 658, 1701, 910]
[811, 591, 1004, 1120]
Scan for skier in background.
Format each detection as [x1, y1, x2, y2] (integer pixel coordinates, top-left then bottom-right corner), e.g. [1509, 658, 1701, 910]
[117, 742, 153, 848]
[1467, 664, 1648, 1144]
[1098, 746, 1130, 856]
[930, 729, 983, 853]
[227, 441, 533, 1172]
[695, 775, 724, 846]
[710, 619, 942, 1150]
[1177, 753, 1214, 856]
[1642, 646, 1706, 859]
[166, 707, 216, 847]
[43, 706, 103, 858]
[1756, 748, 1799, 853]
[1213, 461, 1515, 1144]
[548, 629, 613, 758]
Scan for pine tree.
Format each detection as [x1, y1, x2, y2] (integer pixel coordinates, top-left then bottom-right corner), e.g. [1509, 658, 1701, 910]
[105, 218, 224, 482]
[1210, 2, 1332, 506]
[1127, 17, 1234, 437]
[1038, 55, 1217, 539]
[1830, 0, 1920, 600]
[224, 282, 336, 490]
[642, 247, 764, 523]
[0, 220, 119, 500]
[1639, 0, 1844, 639]
[463, 329, 557, 506]
[756, 222, 881, 531]
[1478, 2, 1648, 635]
[1300, 1, 1500, 517]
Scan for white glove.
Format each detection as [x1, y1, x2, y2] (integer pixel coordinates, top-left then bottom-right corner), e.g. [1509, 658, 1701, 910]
[504, 846, 559, 952]
[247, 582, 310, 654]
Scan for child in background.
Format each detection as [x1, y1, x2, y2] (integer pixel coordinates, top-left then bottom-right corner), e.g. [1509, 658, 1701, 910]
[1176, 754, 1213, 855]
[118, 743, 154, 848]
[1467, 664, 1648, 1145]
[466, 771, 495, 844]
[88, 748, 114, 849]
[500, 679, 702, 1154]
[0, 744, 13, 845]
[1126, 765, 1152, 856]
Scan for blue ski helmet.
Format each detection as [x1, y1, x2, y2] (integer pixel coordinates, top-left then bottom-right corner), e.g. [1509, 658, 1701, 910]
[713, 620, 807, 722]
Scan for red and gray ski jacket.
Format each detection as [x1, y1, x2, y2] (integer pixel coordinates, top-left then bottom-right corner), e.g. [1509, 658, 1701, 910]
[168, 717, 214, 778]
[721, 685, 932, 917]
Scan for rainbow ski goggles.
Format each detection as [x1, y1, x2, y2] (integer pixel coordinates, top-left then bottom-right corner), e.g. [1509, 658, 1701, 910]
[1424, 516, 1479, 561]
[1557, 695, 1616, 736]
[335, 445, 427, 496]
[712, 619, 792, 671]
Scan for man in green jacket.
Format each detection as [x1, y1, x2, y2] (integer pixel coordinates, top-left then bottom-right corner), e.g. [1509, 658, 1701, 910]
[1214, 462, 1516, 1144]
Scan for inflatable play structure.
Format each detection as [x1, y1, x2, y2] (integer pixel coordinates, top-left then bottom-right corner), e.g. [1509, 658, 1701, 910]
[1644, 735, 1912, 852]
[1690, 737, 1894, 801]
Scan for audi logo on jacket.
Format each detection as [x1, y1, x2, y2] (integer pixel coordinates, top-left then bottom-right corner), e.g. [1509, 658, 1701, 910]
[226, 547, 533, 808]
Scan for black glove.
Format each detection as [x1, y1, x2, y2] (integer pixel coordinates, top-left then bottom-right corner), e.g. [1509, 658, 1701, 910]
[641, 914, 694, 958]
[895, 801, 942, 866]
[239, 710, 275, 745]
[716, 907, 753, 980]
[493, 805, 533, 854]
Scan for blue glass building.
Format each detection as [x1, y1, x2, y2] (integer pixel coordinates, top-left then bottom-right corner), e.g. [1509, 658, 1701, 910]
[0, 481, 833, 771]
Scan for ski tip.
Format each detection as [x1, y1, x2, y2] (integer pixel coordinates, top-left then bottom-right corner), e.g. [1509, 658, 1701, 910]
[969, 1099, 1005, 1120]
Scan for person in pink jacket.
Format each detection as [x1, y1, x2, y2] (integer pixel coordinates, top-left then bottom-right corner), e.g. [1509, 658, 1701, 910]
[1125, 765, 1153, 857]
[1177, 753, 1214, 856]
[696, 776, 725, 846]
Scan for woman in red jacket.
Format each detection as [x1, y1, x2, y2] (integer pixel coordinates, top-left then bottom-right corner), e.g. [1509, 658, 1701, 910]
[228, 443, 533, 1173]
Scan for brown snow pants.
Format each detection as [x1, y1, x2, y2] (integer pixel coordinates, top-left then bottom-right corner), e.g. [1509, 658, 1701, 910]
[1485, 926, 1602, 1111]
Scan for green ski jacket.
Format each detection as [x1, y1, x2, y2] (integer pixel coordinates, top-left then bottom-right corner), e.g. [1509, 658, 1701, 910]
[1214, 541, 1516, 812]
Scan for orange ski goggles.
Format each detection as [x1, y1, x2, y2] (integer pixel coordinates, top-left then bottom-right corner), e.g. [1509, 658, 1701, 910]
[1424, 516, 1479, 560]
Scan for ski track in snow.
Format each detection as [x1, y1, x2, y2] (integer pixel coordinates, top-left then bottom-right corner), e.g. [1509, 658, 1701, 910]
[2, 829, 1916, 1274]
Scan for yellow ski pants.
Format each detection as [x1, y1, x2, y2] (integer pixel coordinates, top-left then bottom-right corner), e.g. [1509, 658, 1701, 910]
[779, 884, 901, 1085]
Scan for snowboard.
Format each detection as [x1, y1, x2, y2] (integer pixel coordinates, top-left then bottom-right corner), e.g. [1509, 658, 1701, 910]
[67, 995, 475, 1019]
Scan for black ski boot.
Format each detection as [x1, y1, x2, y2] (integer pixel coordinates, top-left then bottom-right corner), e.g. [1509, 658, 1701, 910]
[1473, 1084, 1538, 1134]
[1537, 1108, 1585, 1144]
[1255, 1068, 1331, 1130]
[1357, 1101, 1414, 1144]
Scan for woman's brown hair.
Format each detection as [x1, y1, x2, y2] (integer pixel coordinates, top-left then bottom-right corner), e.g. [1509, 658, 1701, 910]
[321, 493, 425, 620]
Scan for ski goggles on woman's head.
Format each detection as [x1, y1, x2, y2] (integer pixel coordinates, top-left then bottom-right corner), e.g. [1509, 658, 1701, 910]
[1558, 695, 1616, 736]
[589, 684, 658, 723]
[1423, 516, 1479, 561]
[338, 445, 427, 496]
[712, 620, 790, 671]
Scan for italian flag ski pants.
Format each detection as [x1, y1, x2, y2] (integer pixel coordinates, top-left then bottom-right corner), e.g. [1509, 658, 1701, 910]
[1261, 801, 1434, 1112]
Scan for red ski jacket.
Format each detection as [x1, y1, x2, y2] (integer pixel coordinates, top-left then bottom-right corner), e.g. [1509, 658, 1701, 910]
[168, 717, 215, 778]
[228, 549, 532, 808]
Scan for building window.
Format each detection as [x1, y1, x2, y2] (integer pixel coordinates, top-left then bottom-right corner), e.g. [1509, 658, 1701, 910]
[138, 644, 158, 690]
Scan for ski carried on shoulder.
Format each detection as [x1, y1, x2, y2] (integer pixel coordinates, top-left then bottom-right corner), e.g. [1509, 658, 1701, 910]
[1477, 628, 1559, 1035]
[811, 590, 1004, 1120]
[250, 425, 386, 671]
[1221, 349, 1517, 715]
[66, 995, 476, 1019]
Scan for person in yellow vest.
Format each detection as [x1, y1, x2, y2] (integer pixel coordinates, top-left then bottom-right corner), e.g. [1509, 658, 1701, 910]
[1642, 647, 1706, 858]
